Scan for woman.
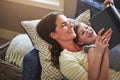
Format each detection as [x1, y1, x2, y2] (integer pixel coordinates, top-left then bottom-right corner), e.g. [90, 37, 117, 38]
[22, 0, 116, 80]
[36, 11, 113, 80]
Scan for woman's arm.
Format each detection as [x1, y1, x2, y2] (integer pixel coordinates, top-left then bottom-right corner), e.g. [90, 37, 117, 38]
[98, 48, 109, 80]
[98, 28, 112, 80]
[88, 42, 105, 80]
[88, 28, 112, 80]
[88, 37, 108, 80]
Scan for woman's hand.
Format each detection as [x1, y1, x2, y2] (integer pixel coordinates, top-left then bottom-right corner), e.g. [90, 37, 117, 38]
[95, 36, 108, 54]
[97, 28, 112, 43]
[103, 0, 114, 8]
[95, 28, 112, 53]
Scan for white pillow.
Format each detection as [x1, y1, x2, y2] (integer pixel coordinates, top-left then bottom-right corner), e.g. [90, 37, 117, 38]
[21, 9, 91, 80]
[5, 34, 34, 67]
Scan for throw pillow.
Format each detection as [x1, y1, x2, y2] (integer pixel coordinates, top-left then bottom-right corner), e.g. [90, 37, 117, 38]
[5, 34, 34, 67]
[21, 20, 63, 80]
[21, 9, 91, 80]
[75, 9, 91, 26]
[68, 9, 91, 26]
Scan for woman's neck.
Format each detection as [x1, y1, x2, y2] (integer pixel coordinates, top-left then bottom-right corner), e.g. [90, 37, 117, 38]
[60, 41, 82, 52]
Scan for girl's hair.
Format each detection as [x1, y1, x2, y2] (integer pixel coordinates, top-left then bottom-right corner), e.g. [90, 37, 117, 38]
[36, 12, 64, 68]
[73, 24, 80, 44]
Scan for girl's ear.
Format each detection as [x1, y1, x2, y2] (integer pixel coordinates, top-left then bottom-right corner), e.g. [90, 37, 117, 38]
[77, 41, 84, 45]
[50, 32, 57, 39]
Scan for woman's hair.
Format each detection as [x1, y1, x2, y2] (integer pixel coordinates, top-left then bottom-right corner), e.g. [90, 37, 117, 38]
[37, 12, 64, 68]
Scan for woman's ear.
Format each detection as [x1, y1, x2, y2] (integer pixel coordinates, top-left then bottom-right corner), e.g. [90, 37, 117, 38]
[50, 32, 57, 39]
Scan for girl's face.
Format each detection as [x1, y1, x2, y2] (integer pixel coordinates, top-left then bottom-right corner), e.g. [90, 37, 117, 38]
[77, 23, 97, 45]
[50, 15, 76, 42]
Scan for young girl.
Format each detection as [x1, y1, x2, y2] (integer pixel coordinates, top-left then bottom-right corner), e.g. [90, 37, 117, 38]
[74, 22, 120, 71]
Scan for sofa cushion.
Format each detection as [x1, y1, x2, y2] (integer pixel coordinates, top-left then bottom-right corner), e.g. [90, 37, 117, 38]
[109, 44, 120, 71]
[22, 48, 41, 80]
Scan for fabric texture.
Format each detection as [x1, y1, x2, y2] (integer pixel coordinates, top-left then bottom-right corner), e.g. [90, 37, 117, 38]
[60, 49, 120, 80]
[109, 44, 120, 71]
[75, 9, 91, 26]
[83, 44, 95, 53]
[22, 48, 41, 80]
[68, 9, 91, 26]
[83, 44, 120, 71]
[5, 34, 34, 67]
[59, 49, 88, 80]
[21, 9, 91, 80]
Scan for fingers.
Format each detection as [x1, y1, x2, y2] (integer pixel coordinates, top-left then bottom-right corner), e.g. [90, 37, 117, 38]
[104, 28, 112, 35]
[103, 0, 114, 8]
[95, 36, 109, 54]
[97, 36, 107, 44]
[103, 28, 112, 37]
[97, 28, 105, 36]
[96, 36, 109, 47]
[97, 28, 112, 45]
[96, 27, 112, 50]
[105, 29, 112, 41]
[97, 28, 112, 38]
[103, 28, 112, 43]
[102, 38, 108, 46]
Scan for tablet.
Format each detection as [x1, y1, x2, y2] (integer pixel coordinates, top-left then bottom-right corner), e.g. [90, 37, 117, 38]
[89, 4, 120, 49]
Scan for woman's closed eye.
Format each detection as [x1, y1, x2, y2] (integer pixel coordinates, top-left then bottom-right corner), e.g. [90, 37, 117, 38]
[61, 22, 67, 27]
[61, 22, 69, 27]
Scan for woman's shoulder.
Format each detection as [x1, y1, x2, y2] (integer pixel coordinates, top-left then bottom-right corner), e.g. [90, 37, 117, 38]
[59, 49, 88, 69]
[61, 49, 86, 55]
[60, 49, 86, 60]
[60, 49, 73, 58]
[61, 49, 80, 56]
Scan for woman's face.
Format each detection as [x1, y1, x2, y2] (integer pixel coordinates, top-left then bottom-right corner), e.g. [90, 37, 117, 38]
[50, 15, 76, 42]
[77, 23, 97, 45]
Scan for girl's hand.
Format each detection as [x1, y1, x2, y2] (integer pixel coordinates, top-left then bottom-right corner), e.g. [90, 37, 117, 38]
[103, 0, 114, 8]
